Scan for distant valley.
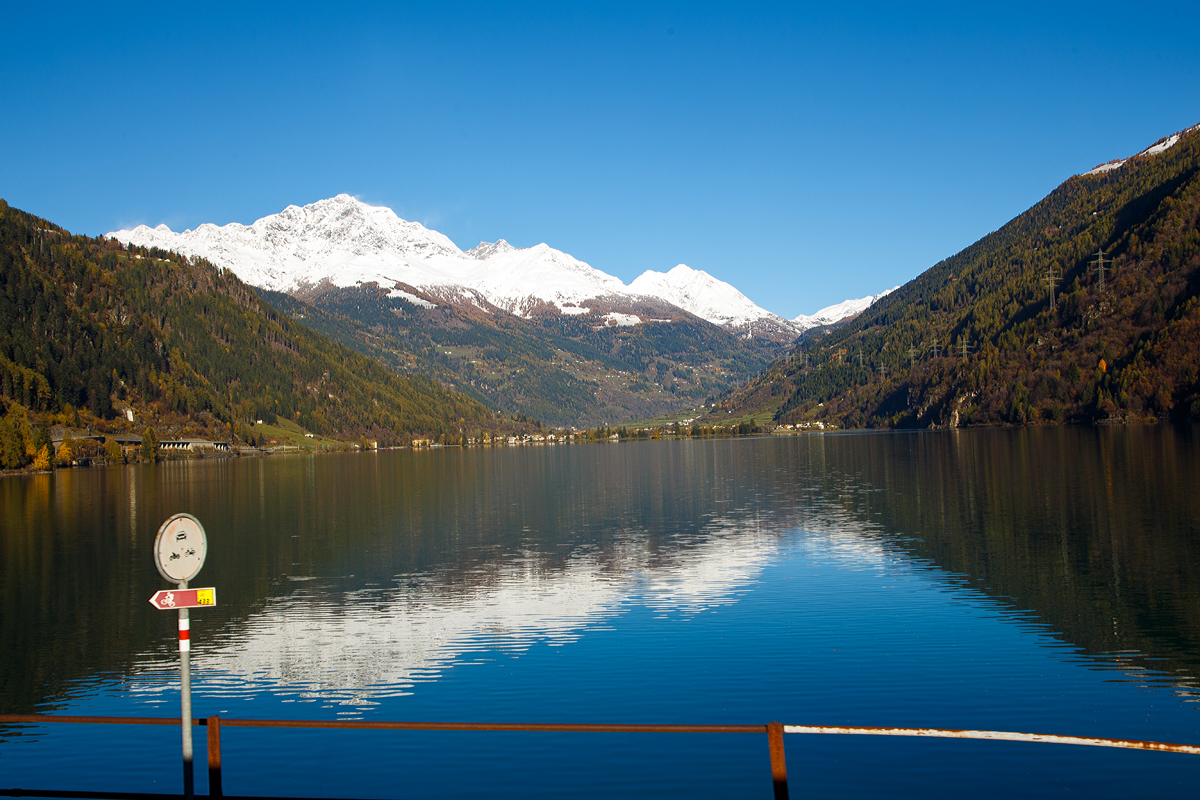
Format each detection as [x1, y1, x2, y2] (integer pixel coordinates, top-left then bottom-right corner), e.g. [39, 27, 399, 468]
[110, 196, 888, 426]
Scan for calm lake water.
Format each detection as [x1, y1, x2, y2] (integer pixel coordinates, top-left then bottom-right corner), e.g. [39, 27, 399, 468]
[2, 427, 1199, 797]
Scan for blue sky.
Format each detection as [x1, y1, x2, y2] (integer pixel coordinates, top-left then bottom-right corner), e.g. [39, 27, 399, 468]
[2, 2, 1197, 317]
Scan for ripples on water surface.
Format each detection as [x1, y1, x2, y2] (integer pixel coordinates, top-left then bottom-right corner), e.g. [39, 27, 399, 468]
[2, 427, 1199, 797]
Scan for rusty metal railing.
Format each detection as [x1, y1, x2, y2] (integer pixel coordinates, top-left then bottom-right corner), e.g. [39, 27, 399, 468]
[782, 724, 1200, 754]
[2, 713, 1198, 800]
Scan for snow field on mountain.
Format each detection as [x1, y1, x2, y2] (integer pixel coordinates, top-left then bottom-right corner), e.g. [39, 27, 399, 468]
[627, 264, 778, 328]
[792, 288, 899, 330]
[110, 194, 885, 334]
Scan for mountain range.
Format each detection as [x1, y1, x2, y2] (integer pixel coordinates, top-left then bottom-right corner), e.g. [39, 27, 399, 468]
[110, 194, 883, 342]
[110, 196, 891, 426]
[4, 118, 1194, 445]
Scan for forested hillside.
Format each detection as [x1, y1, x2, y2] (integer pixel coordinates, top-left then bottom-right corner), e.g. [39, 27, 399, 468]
[266, 283, 774, 427]
[0, 200, 520, 465]
[721, 125, 1200, 428]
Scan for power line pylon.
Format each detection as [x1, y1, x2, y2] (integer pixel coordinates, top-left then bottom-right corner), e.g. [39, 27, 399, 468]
[1044, 266, 1061, 310]
[1092, 248, 1110, 294]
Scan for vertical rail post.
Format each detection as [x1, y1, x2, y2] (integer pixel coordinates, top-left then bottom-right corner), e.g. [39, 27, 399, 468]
[767, 721, 789, 800]
[207, 715, 223, 797]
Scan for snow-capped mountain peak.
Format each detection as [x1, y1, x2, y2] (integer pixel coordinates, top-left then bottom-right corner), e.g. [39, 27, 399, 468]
[109, 194, 889, 341]
[629, 264, 780, 329]
[467, 239, 517, 260]
[793, 287, 898, 330]
[110, 197, 629, 312]
[112, 194, 466, 293]
[462, 241, 627, 315]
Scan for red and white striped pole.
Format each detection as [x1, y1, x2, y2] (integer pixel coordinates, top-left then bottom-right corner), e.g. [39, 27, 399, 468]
[178, 581, 194, 800]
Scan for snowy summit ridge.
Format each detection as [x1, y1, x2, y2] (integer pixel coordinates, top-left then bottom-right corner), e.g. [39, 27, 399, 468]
[109, 194, 885, 336]
[112, 194, 628, 316]
[793, 288, 899, 331]
[629, 264, 784, 329]
[114, 194, 463, 294]
[1082, 122, 1200, 176]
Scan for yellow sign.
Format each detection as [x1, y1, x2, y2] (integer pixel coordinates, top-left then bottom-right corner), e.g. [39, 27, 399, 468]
[196, 588, 216, 606]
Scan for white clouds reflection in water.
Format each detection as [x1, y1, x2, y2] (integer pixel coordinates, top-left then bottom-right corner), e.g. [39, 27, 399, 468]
[126, 511, 832, 709]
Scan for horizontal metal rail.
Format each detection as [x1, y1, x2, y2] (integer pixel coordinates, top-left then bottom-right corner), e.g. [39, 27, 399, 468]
[5, 715, 1198, 752]
[220, 719, 766, 733]
[3, 714, 763, 732]
[3, 713, 1198, 800]
[783, 724, 1200, 754]
[2, 792, 373, 800]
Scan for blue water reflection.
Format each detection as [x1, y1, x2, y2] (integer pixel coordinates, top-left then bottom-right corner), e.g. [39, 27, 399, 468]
[2, 430, 1199, 797]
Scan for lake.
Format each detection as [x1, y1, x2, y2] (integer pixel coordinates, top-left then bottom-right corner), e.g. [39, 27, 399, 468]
[2, 427, 1199, 797]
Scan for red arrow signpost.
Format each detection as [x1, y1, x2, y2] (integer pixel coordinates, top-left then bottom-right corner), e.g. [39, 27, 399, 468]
[148, 588, 217, 610]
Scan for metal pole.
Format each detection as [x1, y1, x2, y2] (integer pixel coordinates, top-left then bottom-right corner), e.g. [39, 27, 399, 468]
[767, 721, 789, 799]
[207, 715, 223, 797]
[178, 580, 193, 800]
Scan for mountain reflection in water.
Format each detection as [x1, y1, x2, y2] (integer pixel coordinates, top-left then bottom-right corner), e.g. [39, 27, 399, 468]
[4, 436, 905, 713]
[2, 428, 1200, 797]
[143, 520, 786, 707]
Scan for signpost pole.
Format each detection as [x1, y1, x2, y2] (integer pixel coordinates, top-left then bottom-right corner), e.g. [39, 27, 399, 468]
[179, 581, 194, 800]
[151, 514, 210, 800]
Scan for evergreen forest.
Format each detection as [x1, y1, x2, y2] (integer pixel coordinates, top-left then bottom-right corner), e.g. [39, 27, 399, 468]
[268, 283, 774, 428]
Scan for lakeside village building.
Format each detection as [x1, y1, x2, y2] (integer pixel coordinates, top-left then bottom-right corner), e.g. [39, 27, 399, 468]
[50, 427, 230, 458]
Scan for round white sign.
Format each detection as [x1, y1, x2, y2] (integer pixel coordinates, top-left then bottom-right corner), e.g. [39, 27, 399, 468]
[154, 513, 208, 584]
